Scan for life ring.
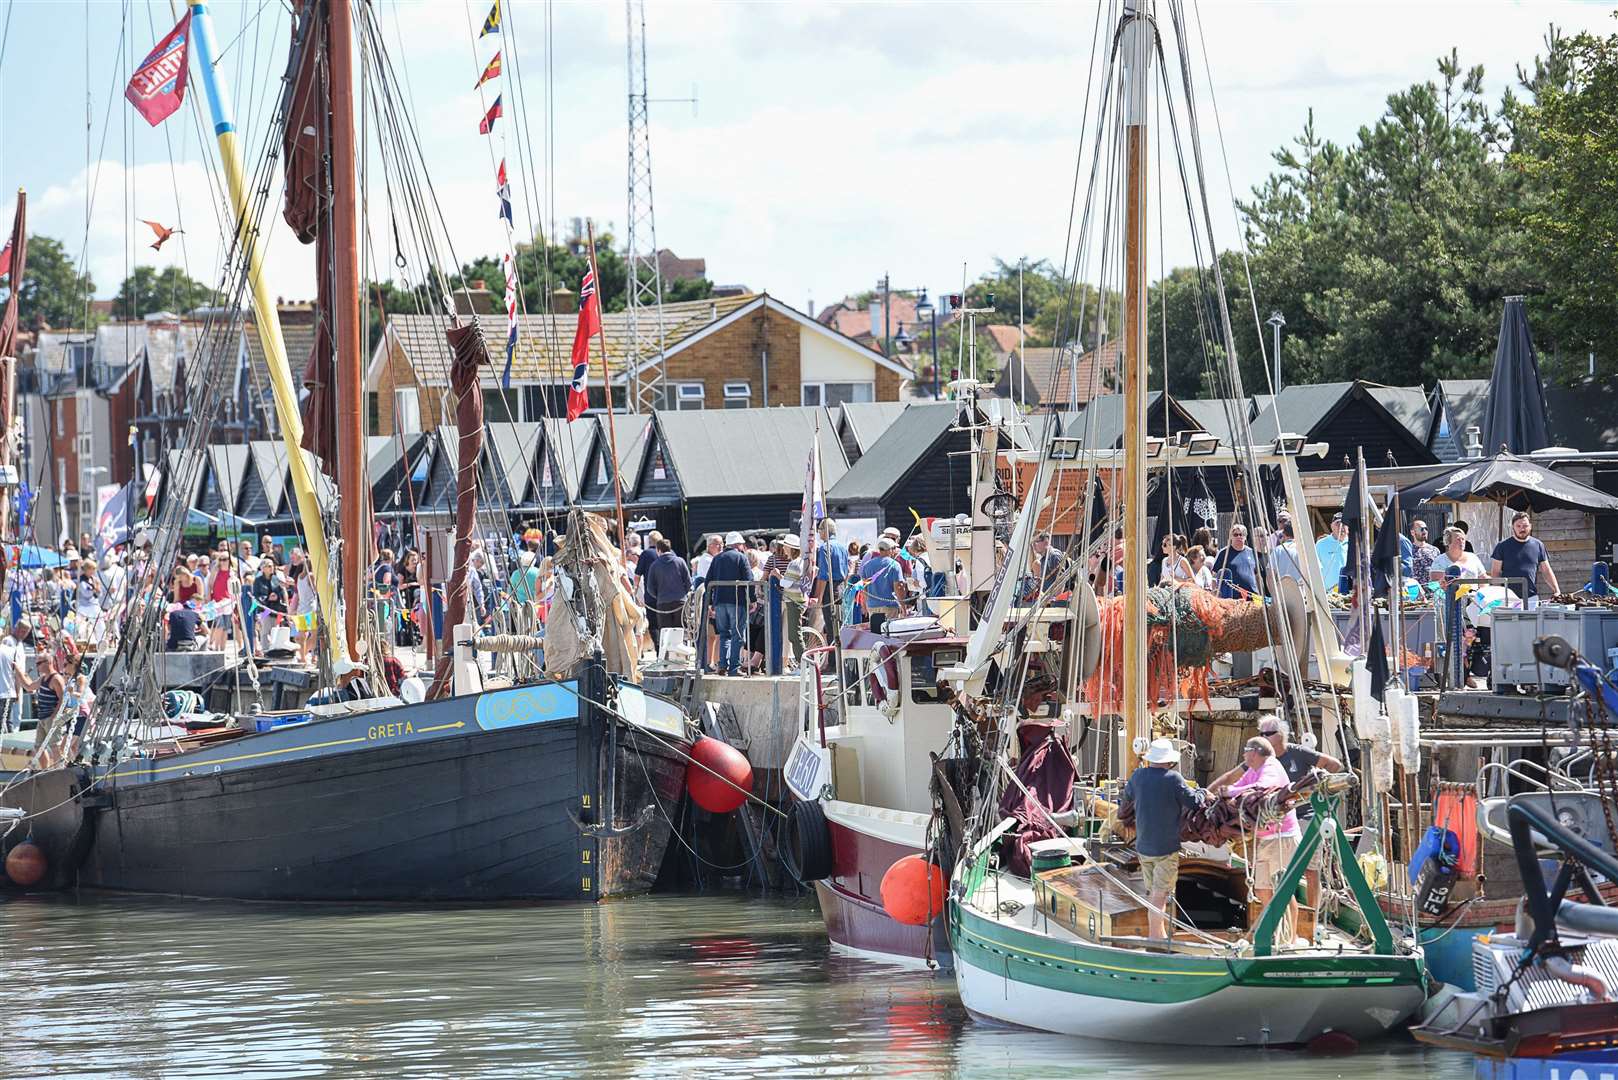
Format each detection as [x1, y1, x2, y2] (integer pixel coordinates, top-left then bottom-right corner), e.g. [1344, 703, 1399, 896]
[782, 798, 833, 883]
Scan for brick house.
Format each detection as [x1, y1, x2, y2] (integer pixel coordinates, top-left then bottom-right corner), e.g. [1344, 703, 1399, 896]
[364, 292, 913, 437]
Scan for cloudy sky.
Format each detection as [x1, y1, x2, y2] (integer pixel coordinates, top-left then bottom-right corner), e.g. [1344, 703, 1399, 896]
[0, 0, 1609, 319]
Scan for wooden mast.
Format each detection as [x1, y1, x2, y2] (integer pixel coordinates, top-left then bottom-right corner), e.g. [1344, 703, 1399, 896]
[331, 0, 368, 664]
[1122, 0, 1151, 768]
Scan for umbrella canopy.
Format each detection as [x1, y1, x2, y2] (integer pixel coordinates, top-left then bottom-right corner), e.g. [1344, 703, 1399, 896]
[1481, 297, 1550, 455]
[1398, 452, 1618, 513]
[8, 544, 67, 569]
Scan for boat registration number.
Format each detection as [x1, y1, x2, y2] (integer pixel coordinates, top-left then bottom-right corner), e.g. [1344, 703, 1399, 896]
[784, 734, 831, 801]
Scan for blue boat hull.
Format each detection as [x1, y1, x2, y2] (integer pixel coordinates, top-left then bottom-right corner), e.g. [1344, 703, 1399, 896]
[2, 675, 690, 902]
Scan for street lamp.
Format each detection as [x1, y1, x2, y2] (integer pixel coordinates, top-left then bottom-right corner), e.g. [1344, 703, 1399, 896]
[893, 321, 914, 351]
[915, 290, 939, 399]
[1266, 310, 1286, 395]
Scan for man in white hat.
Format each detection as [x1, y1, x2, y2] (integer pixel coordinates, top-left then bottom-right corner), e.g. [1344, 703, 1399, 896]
[703, 531, 754, 676]
[1118, 737, 1204, 942]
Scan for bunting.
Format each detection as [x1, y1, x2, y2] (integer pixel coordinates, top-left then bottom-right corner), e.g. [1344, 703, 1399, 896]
[480, 0, 501, 37]
[496, 159, 512, 226]
[475, 51, 502, 90]
[478, 95, 503, 135]
[566, 269, 601, 422]
[501, 250, 519, 389]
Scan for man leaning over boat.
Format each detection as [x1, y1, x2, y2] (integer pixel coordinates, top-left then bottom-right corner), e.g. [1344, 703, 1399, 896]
[1117, 737, 1206, 944]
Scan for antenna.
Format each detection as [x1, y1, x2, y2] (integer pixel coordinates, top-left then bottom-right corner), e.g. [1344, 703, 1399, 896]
[625, 0, 669, 415]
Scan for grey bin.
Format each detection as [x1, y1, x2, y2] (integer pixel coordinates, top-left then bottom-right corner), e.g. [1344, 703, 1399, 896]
[1490, 607, 1618, 693]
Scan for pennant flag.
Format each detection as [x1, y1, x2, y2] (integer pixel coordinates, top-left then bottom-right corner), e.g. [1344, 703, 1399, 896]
[475, 51, 503, 90]
[0, 240, 10, 279]
[500, 249, 519, 389]
[480, 0, 501, 37]
[565, 269, 601, 422]
[496, 159, 512, 226]
[126, 12, 193, 127]
[478, 95, 503, 135]
[801, 422, 825, 582]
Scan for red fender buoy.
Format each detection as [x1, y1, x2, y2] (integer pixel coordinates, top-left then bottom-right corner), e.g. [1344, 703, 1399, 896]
[5, 841, 48, 888]
[880, 854, 946, 926]
[686, 736, 753, 814]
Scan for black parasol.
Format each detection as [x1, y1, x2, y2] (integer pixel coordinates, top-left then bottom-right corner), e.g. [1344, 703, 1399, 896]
[1481, 297, 1550, 456]
[1398, 452, 1618, 513]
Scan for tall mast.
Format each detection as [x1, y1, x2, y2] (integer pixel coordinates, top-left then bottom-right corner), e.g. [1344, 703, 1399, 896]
[188, 2, 345, 667]
[1121, 0, 1152, 767]
[330, 0, 368, 663]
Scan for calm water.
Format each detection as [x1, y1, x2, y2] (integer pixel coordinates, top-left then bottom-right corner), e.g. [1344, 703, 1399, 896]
[3, 891, 1484, 1078]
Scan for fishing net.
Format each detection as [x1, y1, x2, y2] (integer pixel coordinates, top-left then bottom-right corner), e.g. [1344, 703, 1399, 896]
[1083, 583, 1278, 713]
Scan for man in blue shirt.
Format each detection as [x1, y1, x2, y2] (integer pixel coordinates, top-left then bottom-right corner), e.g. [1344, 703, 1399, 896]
[642, 537, 692, 648]
[813, 518, 849, 642]
[1213, 524, 1259, 599]
[1315, 513, 1347, 593]
[862, 537, 904, 633]
[1491, 510, 1558, 610]
[1119, 738, 1205, 941]
[704, 532, 754, 675]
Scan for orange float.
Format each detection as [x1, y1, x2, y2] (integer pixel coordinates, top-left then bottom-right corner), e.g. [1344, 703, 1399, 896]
[5, 841, 47, 887]
[880, 854, 946, 926]
[685, 736, 753, 814]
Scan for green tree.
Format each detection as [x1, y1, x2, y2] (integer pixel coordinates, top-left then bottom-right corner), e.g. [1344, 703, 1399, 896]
[1512, 26, 1618, 377]
[456, 233, 712, 317]
[5, 235, 94, 329]
[113, 265, 215, 320]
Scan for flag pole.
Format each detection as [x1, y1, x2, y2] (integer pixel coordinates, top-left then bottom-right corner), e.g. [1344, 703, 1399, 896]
[585, 221, 628, 551]
[187, 3, 346, 668]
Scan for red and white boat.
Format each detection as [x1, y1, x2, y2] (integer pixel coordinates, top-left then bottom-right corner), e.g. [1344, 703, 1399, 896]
[783, 622, 971, 968]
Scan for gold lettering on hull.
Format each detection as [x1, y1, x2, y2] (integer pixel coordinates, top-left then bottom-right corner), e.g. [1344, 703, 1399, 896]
[366, 720, 417, 741]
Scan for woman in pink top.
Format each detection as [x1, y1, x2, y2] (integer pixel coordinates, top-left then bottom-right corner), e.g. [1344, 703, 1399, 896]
[1224, 736, 1303, 946]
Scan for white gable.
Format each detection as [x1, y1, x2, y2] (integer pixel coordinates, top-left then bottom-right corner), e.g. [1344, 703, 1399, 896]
[799, 325, 878, 382]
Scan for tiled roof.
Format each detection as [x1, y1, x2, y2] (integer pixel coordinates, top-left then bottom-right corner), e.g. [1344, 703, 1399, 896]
[380, 294, 759, 387]
[984, 324, 1021, 357]
[816, 294, 922, 342]
[1003, 340, 1120, 410]
[243, 315, 320, 388]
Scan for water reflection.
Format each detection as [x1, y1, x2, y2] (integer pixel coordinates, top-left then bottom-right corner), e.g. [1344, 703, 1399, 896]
[3, 892, 1476, 1078]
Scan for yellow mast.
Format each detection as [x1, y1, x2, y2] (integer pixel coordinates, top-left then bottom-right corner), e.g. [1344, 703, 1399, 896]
[1121, 0, 1151, 769]
[190, 3, 346, 668]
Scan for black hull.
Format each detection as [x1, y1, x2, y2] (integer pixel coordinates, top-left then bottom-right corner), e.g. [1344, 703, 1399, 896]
[1, 675, 691, 902]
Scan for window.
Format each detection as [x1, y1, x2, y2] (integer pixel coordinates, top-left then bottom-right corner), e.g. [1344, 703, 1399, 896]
[481, 386, 518, 423]
[585, 386, 628, 411]
[395, 387, 421, 433]
[723, 382, 751, 409]
[802, 382, 874, 408]
[674, 382, 705, 411]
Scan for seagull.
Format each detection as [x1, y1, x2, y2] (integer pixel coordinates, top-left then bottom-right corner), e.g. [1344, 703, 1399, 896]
[141, 219, 183, 251]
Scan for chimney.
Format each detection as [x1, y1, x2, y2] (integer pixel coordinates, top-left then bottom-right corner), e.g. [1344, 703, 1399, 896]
[453, 286, 498, 316]
[470, 278, 487, 290]
[869, 300, 882, 340]
[551, 285, 578, 314]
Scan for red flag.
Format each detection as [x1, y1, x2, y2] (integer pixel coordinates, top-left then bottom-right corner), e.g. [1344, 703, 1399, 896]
[475, 52, 502, 90]
[565, 269, 601, 422]
[126, 12, 192, 127]
[0, 241, 10, 279]
[478, 95, 503, 135]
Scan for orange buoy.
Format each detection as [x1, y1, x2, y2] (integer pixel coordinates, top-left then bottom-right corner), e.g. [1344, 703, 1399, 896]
[686, 736, 753, 814]
[5, 841, 47, 888]
[880, 854, 946, 926]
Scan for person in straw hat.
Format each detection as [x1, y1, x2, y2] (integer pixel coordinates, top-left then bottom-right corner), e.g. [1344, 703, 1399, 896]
[1118, 737, 1204, 942]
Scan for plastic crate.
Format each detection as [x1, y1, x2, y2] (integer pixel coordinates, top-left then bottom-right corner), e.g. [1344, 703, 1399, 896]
[1490, 606, 1618, 692]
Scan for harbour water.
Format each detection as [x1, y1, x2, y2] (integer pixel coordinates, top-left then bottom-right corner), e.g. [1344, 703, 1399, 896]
[5, 891, 1478, 1078]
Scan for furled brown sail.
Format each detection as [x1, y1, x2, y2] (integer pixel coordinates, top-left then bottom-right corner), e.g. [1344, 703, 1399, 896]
[427, 320, 487, 698]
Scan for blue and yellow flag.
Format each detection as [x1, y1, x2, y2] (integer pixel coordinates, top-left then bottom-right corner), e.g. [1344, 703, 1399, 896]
[480, 0, 501, 37]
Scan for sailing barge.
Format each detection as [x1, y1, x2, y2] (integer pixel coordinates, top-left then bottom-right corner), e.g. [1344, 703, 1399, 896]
[2, 0, 695, 902]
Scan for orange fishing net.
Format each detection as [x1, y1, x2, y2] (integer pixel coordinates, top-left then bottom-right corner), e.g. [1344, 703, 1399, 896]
[1082, 583, 1275, 716]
